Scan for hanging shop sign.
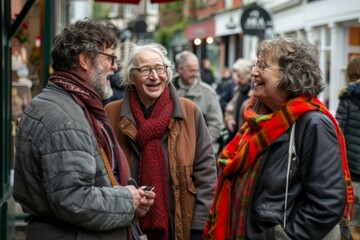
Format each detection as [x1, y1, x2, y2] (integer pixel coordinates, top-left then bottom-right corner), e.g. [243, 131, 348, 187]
[240, 4, 273, 38]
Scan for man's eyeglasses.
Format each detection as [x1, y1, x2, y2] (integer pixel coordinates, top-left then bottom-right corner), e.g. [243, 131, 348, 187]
[131, 66, 168, 76]
[96, 51, 117, 66]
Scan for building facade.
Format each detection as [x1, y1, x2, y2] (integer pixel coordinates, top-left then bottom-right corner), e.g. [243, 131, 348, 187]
[185, 0, 360, 113]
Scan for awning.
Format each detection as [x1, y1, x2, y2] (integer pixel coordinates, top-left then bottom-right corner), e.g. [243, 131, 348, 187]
[95, 0, 182, 4]
[151, 0, 182, 3]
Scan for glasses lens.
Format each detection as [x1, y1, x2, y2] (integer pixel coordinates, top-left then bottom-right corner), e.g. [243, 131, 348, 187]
[140, 68, 151, 76]
[156, 67, 166, 74]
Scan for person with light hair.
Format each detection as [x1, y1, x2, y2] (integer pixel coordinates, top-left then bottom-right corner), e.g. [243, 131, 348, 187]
[173, 51, 224, 155]
[105, 43, 217, 240]
[224, 58, 253, 143]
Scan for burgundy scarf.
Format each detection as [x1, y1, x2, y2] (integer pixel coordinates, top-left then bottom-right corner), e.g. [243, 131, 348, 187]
[130, 86, 173, 240]
[49, 70, 130, 186]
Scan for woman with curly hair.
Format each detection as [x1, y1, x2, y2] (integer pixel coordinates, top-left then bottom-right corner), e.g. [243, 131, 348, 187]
[204, 37, 354, 240]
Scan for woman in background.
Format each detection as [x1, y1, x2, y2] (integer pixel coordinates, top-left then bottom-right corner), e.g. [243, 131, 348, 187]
[336, 56, 360, 240]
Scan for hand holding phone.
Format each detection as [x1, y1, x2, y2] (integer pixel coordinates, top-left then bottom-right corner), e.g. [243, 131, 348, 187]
[143, 186, 155, 192]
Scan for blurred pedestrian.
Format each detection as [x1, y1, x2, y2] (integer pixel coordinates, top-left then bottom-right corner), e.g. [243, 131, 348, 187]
[224, 58, 252, 143]
[201, 58, 215, 86]
[204, 37, 353, 240]
[336, 56, 360, 240]
[105, 43, 217, 240]
[216, 66, 235, 114]
[173, 51, 224, 155]
[13, 19, 155, 240]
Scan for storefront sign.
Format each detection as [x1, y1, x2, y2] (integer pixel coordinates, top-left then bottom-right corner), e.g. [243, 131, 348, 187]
[186, 19, 215, 40]
[215, 8, 243, 37]
[240, 4, 273, 38]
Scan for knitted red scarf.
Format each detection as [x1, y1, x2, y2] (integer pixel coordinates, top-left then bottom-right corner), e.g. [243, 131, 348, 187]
[49, 71, 130, 186]
[130, 86, 173, 240]
[203, 95, 354, 240]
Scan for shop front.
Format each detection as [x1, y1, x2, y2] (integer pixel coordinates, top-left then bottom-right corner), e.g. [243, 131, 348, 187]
[186, 18, 221, 81]
[214, 8, 244, 73]
[270, 0, 360, 113]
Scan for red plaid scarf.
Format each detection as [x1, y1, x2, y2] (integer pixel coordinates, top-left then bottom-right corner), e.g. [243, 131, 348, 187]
[130, 86, 173, 240]
[49, 70, 130, 186]
[203, 95, 354, 240]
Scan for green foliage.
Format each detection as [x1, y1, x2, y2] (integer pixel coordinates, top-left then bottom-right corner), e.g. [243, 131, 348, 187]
[164, 1, 184, 10]
[92, 2, 111, 20]
[154, 20, 188, 46]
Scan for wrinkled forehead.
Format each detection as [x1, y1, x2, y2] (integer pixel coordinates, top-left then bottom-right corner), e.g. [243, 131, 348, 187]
[134, 49, 163, 65]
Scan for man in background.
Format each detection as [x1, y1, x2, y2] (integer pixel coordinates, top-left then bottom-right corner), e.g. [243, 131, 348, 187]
[173, 51, 224, 155]
[200, 58, 215, 87]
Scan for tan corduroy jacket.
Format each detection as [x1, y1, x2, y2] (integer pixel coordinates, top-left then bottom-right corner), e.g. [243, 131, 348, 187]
[105, 84, 217, 240]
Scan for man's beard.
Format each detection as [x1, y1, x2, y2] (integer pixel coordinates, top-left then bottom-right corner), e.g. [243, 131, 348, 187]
[89, 60, 113, 100]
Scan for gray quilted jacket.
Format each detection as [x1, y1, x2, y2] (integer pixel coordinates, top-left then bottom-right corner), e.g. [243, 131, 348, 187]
[13, 82, 134, 240]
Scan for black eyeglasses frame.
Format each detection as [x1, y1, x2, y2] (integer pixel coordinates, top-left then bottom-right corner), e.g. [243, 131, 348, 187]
[96, 51, 117, 66]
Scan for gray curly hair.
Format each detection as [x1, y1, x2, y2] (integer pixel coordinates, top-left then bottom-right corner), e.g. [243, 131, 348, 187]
[256, 37, 324, 97]
[121, 42, 175, 86]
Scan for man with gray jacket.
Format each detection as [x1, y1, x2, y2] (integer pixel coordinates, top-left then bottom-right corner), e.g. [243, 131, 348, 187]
[13, 19, 154, 240]
[173, 51, 224, 155]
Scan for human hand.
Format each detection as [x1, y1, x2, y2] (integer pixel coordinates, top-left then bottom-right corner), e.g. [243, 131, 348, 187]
[134, 186, 156, 217]
[125, 185, 143, 209]
[226, 119, 235, 132]
[225, 103, 234, 113]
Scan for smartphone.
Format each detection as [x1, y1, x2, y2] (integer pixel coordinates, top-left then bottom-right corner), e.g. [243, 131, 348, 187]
[143, 186, 155, 192]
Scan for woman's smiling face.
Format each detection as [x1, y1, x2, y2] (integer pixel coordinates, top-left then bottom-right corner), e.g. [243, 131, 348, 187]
[131, 49, 168, 108]
[251, 58, 287, 111]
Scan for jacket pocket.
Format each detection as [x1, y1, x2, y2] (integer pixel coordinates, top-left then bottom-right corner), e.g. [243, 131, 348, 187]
[178, 166, 196, 201]
[254, 208, 283, 224]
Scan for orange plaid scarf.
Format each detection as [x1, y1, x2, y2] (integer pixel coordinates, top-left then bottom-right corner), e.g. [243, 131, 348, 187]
[203, 95, 354, 240]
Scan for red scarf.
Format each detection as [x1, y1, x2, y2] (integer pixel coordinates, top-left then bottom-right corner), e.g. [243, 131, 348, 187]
[130, 86, 173, 240]
[203, 95, 354, 240]
[49, 71, 130, 186]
